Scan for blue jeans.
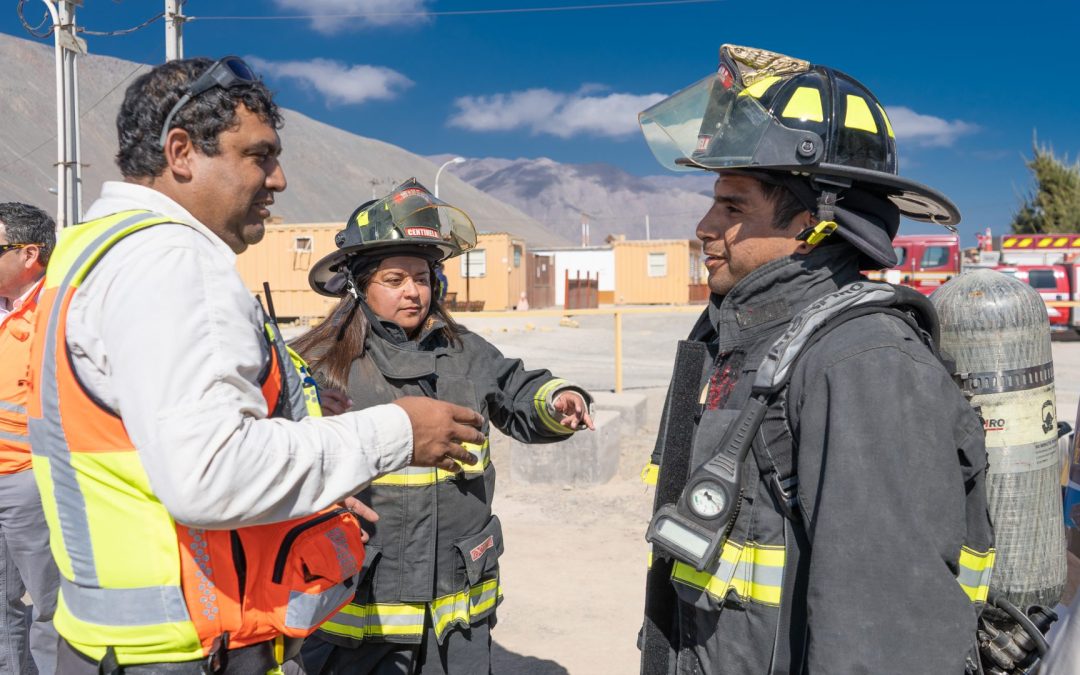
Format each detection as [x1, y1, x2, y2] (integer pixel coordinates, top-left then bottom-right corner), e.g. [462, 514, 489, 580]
[0, 470, 59, 675]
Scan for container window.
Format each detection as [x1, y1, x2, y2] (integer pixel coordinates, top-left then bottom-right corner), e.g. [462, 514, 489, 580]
[461, 249, 487, 278]
[513, 245, 523, 268]
[293, 236, 313, 253]
[648, 252, 668, 277]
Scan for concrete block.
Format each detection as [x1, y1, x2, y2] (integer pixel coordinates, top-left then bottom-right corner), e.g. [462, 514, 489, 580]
[510, 410, 622, 485]
[589, 391, 648, 431]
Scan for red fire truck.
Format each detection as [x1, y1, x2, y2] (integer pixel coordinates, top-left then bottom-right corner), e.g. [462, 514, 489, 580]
[868, 231, 1080, 332]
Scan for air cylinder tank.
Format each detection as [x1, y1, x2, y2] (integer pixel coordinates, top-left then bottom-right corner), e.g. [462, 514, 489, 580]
[932, 268, 1066, 609]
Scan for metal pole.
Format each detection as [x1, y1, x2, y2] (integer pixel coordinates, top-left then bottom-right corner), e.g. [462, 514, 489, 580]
[614, 310, 623, 393]
[645, 213, 651, 240]
[434, 157, 465, 199]
[165, 0, 184, 61]
[45, 0, 85, 230]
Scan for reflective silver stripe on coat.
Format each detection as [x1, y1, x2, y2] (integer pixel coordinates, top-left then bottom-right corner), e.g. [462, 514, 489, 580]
[284, 576, 359, 631]
[321, 603, 426, 639]
[0, 430, 28, 444]
[28, 213, 165, 589]
[0, 401, 26, 415]
[267, 323, 307, 421]
[60, 573, 190, 626]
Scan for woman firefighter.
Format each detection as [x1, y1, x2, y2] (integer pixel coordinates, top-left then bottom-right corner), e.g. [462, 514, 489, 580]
[294, 179, 594, 674]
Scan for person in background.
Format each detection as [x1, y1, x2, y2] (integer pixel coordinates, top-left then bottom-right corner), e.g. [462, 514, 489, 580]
[0, 202, 60, 674]
[294, 179, 594, 675]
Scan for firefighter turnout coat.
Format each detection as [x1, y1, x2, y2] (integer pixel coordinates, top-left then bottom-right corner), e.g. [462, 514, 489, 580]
[317, 306, 591, 647]
[657, 245, 995, 673]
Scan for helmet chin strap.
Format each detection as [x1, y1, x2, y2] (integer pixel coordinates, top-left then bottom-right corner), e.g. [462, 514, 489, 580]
[334, 268, 365, 343]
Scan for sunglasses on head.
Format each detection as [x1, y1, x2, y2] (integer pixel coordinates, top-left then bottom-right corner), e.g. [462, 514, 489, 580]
[157, 56, 259, 148]
[0, 243, 40, 255]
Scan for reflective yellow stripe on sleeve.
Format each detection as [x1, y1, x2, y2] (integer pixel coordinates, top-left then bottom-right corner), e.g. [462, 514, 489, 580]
[534, 379, 575, 435]
[956, 546, 996, 603]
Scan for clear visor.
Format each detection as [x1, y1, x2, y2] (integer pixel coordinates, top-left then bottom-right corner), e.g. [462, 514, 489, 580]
[359, 187, 478, 253]
[639, 69, 787, 172]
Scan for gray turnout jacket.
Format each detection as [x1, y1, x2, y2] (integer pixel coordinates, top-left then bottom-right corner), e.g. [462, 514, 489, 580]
[660, 245, 994, 673]
[316, 306, 591, 647]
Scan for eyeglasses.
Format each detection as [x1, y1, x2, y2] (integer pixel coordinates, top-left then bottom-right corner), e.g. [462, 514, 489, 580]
[157, 56, 259, 148]
[0, 243, 40, 256]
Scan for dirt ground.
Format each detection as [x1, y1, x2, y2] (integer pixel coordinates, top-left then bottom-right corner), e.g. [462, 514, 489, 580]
[486, 389, 664, 675]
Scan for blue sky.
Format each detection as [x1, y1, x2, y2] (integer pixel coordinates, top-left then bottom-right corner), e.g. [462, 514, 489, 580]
[4, 0, 1078, 245]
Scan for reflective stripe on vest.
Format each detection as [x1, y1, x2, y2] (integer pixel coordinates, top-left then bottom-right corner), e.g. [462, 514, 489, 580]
[26, 211, 315, 664]
[0, 279, 43, 470]
[957, 546, 996, 603]
[533, 378, 575, 435]
[372, 439, 489, 487]
[671, 540, 785, 607]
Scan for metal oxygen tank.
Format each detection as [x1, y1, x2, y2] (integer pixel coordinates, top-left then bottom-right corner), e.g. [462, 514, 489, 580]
[932, 268, 1066, 609]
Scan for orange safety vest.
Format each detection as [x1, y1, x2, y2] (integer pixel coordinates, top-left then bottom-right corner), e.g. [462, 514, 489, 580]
[0, 277, 44, 475]
[27, 211, 363, 666]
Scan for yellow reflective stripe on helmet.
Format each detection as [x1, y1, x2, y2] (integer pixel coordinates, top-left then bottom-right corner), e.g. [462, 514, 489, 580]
[320, 601, 426, 640]
[534, 379, 575, 435]
[430, 578, 501, 641]
[373, 439, 490, 486]
[956, 546, 996, 603]
[876, 103, 895, 139]
[844, 94, 878, 134]
[781, 86, 824, 122]
[671, 540, 785, 606]
[738, 75, 781, 99]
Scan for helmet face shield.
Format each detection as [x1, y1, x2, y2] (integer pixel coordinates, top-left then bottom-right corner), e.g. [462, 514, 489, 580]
[639, 72, 796, 172]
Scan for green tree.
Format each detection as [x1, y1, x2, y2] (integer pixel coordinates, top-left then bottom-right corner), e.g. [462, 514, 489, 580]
[1011, 140, 1080, 234]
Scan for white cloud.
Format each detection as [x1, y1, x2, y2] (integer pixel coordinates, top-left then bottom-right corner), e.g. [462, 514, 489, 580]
[448, 88, 667, 139]
[885, 106, 977, 147]
[247, 57, 412, 106]
[271, 0, 431, 34]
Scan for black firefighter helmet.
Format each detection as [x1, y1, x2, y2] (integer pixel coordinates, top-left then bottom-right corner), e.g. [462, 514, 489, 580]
[309, 178, 478, 297]
[639, 44, 961, 268]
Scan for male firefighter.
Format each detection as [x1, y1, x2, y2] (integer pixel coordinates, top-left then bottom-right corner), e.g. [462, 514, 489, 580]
[27, 56, 484, 673]
[0, 202, 59, 674]
[638, 45, 995, 673]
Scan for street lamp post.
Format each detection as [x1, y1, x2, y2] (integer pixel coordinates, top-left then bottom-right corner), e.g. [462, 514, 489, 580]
[434, 156, 466, 199]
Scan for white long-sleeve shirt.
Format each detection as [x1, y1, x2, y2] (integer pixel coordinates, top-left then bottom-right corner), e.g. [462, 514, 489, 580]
[67, 181, 412, 528]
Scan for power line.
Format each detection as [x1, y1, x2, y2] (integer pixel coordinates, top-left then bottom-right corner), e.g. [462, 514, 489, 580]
[79, 11, 165, 37]
[0, 59, 149, 175]
[15, 0, 51, 38]
[190, 0, 720, 21]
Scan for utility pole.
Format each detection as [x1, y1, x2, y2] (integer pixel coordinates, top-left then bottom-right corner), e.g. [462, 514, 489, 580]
[165, 0, 184, 61]
[43, 0, 85, 230]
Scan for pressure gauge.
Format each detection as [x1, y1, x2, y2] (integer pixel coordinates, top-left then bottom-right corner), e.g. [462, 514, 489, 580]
[688, 480, 727, 519]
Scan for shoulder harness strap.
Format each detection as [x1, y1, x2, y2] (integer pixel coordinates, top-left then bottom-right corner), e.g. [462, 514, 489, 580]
[749, 281, 940, 521]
